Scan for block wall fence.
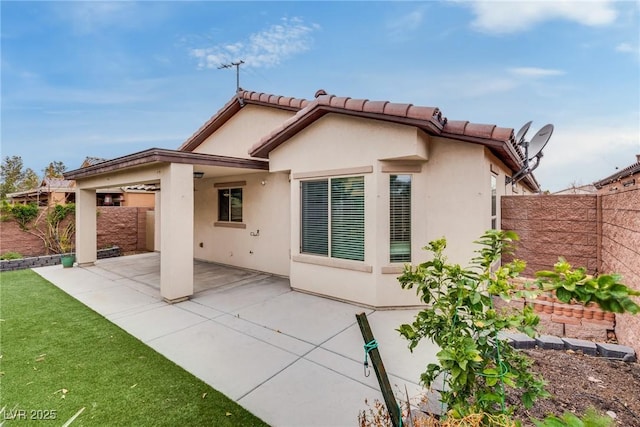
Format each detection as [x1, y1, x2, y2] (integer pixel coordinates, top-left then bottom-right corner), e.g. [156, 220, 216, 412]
[502, 190, 640, 355]
[0, 207, 153, 256]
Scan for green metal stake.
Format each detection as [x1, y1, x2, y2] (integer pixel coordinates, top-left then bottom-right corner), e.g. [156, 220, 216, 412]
[356, 312, 401, 427]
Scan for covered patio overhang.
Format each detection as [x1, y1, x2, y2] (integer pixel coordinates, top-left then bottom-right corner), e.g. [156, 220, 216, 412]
[64, 148, 269, 302]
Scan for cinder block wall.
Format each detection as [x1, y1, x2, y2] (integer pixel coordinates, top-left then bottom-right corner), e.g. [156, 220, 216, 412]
[0, 207, 153, 256]
[501, 195, 598, 276]
[599, 186, 640, 354]
[97, 207, 153, 252]
[0, 220, 46, 257]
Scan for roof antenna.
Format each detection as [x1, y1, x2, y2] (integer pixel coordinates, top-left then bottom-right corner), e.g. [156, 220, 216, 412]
[507, 122, 554, 185]
[218, 60, 244, 94]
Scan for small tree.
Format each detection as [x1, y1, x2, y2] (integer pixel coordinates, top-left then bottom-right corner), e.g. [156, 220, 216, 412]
[43, 161, 67, 179]
[0, 156, 43, 199]
[398, 230, 640, 421]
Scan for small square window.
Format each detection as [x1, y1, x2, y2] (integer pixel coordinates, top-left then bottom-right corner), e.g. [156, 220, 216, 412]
[218, 188, 242, 222]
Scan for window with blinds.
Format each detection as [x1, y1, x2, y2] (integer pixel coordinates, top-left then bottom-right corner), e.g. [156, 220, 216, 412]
[301, 180, 328, 256]
[491, 174, 497, 229]
[390, 175, 411, 263]
[331, 177, 365, 261]
[300, 176, 365, 261]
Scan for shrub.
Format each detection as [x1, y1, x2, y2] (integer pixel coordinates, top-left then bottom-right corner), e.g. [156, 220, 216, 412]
[0, 251, 23, 260]
[398, 230, 546, 418]
[397, 230, 639, 421]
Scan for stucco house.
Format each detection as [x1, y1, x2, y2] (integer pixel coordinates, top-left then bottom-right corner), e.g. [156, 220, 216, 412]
[64, 89, 539, 306]
[7, 177, 76, 206]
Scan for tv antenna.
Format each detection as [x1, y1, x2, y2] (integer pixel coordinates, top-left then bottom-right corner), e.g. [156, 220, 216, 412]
[218, 60, 244, 93]
[507, 122, 554, 184]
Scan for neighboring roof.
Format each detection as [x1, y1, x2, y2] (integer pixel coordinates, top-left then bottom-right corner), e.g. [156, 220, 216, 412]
[6, 178, 75, 199]
[122, 184, 159, 192]
[552, 184, 597, 195]
[41, 177, 75, 189]
[178, 90, 309, 152]
[64, 147, 268, 181]
[593, 155, 640, 189]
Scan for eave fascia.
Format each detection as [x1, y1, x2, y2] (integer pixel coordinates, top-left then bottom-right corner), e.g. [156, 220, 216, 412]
[64, 148, 268, 181]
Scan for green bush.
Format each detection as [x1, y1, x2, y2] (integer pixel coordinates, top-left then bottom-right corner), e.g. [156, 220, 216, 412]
[533, 407, 614, 427]
[7, 202, 39, 230]
[398, 230, 639, 422]
[0, 251, 23, 260]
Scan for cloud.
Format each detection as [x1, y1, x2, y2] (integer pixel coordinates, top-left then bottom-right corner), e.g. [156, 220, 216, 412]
[616, 42, 634, 53]
[534, 117, 640, 191]
[508, 67, 566, 78]
[61, 2, 137, 34]
[463, 0, 618, 34]
[190, 17, 320, 69]
[386, 7, 426, 41]
[615, 42, 640, 59]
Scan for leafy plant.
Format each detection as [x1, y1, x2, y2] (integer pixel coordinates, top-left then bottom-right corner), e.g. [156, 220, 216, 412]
[0, 251, 23, 260]
[397, 230, 548, 418]
[532, 407, 613, 427]
[536, 258, 640, 314]
[398, 230, 640, 423]
[44, 203, 76, 253]
[7, 203, 39, 230]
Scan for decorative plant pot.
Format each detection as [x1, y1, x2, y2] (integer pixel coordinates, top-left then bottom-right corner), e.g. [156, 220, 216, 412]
[61, 255, 75, 268]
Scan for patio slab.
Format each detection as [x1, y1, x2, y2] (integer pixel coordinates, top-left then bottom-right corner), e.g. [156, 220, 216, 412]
[33, 254, 438, 426]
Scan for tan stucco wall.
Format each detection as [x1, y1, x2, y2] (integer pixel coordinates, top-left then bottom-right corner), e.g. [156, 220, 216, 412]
[193, 171, 290, 276]
[122, 192, 155, 208]
[193, 104, 296, 159]
[268, 114, 501, 307]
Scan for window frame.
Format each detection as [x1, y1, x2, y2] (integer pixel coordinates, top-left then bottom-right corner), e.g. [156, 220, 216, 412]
[216, 186, 243, 224]
[491, 174, 497, 229]
[389, 174, 411, 263]
[300, 175, 365, 262]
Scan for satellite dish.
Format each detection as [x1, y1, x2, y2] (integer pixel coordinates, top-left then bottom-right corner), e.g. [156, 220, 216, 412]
[527, 124, 553, 161]
[507, 122, 554, 185]
[515, 121, 532, 146]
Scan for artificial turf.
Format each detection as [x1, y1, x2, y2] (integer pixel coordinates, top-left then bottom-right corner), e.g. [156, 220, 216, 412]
[0, 269, 268, 426]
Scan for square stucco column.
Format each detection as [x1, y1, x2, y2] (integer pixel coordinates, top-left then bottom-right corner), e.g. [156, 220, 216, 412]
[159, 163, 194, 302]
[76, 188, 97, 266]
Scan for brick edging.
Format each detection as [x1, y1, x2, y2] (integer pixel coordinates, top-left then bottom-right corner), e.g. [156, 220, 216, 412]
[499, 332, 636, 362]
[0, 247, 121, 272]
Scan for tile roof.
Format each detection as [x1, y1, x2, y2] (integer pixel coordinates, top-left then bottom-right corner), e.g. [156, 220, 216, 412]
[41, 177, 75, 189]
[248, 90, 526, 176]
[178, 89, 539, 191]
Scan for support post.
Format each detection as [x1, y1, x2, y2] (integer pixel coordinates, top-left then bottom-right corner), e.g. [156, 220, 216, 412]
[76, 188, 97, 266]
[356, 312, 401, 427]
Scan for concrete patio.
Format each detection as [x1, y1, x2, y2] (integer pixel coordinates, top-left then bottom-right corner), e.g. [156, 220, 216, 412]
[34, 253, 439, 426]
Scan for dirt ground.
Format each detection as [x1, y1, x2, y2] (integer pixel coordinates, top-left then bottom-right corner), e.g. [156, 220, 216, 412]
[508, 349, 640, 426]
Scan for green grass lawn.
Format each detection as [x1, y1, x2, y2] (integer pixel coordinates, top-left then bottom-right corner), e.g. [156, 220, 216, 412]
[0, 269, 268, 426]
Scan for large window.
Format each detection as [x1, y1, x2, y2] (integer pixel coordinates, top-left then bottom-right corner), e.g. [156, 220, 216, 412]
[218, 188, 243, 222]
[390, 175, 411, 262]
[491, 174, 497, 229]
[300, 176, 364, 261]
